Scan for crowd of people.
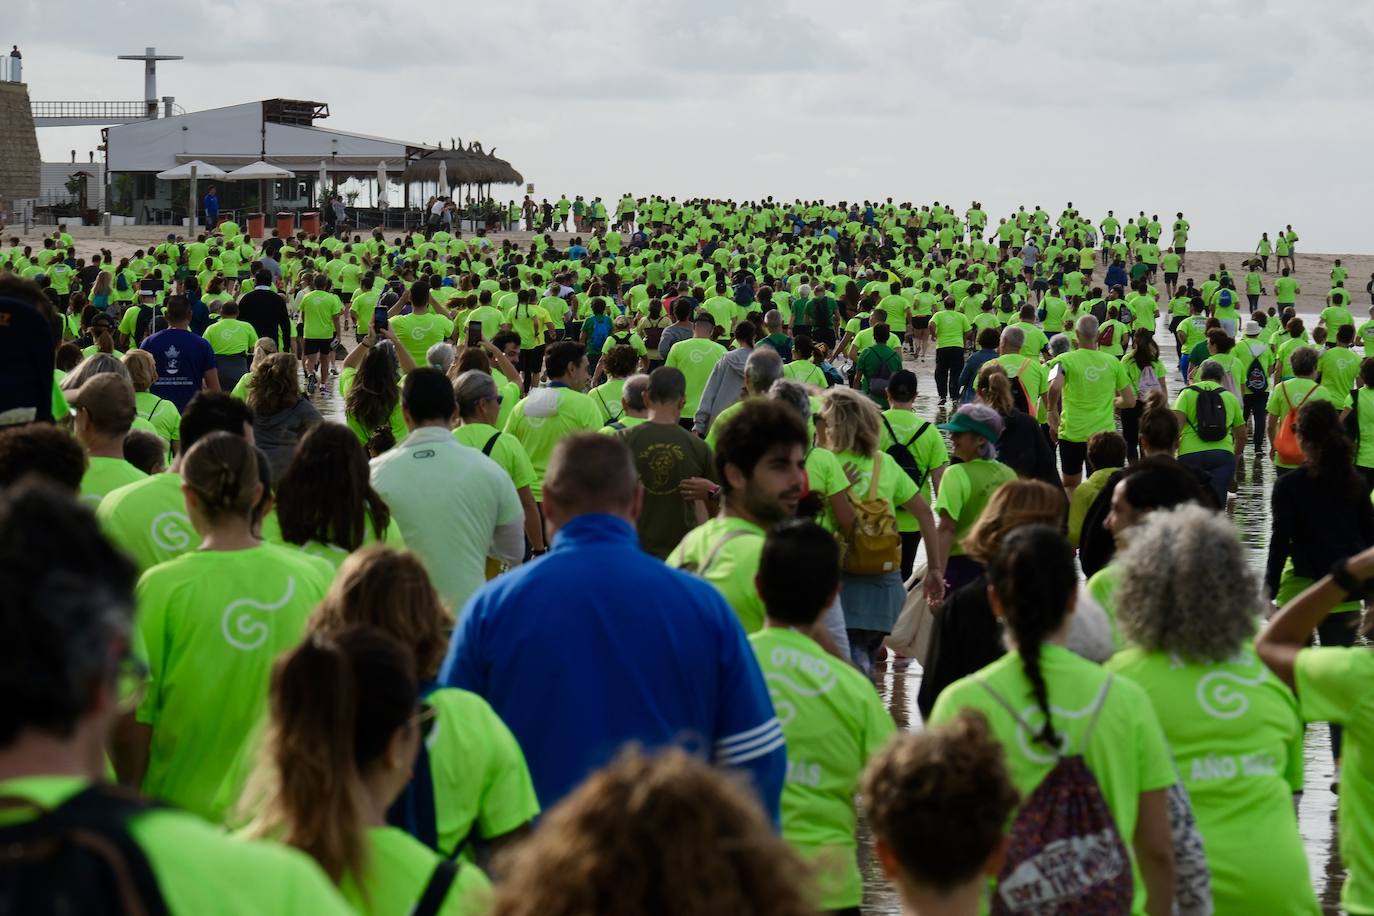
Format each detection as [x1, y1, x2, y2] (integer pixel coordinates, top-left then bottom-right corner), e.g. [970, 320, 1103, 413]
[1, 197, 1373, 916]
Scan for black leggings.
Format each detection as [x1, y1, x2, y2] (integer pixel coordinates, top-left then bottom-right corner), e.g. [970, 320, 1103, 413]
[935, 346, 964, 400]
[1243, 391, 1269, 451]
[1119, 403, 1143, 462]
[900, 531, 922, 583]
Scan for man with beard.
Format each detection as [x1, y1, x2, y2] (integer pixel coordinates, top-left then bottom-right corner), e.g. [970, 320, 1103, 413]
[668, 399, 808, 635]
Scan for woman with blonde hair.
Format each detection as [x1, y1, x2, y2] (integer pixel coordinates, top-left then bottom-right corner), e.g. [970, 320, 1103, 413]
[917, 479, 1104, 717]
[242, 625, 491, 915]
[123, 349, 180, 454]
[231, 337, 279, 400]
[246, 352, 321, 484]
[309, 546, 538, 864]
[487, 748, 815, 916]
[816, 387, 943, 672]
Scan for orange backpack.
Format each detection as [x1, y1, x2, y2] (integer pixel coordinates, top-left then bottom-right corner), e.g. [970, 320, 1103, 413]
[1273, 384, 1316, 465]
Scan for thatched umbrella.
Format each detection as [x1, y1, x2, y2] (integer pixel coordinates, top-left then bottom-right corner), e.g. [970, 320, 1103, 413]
[403, 143, 524, 204]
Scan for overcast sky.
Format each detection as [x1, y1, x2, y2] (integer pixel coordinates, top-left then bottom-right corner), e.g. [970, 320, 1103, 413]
[13, 0, 1374, 252]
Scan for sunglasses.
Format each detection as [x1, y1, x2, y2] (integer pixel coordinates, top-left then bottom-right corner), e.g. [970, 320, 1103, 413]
[413, 702, 438, 742]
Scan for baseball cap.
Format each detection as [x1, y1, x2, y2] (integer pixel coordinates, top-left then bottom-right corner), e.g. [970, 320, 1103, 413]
[66, 373, 136, 430]
[1244, 320, 1263, 337]
[939, 409, 1000, 442]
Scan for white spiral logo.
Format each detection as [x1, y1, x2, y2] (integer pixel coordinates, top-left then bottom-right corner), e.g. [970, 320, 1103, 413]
[149, 511, 193, 552]
[221, 576, 297, 651]
[1082, 363, 1105, 383]
[1195, 669, 1269, 720]
[690, 348, 706, 364]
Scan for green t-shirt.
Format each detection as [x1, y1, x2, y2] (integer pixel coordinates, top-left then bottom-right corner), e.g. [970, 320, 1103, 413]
[453, 423, 536, 491]
[1319, 346, 1362, 400]
[589, 377, 627, 423]
[135, 543, 334, 822]
[97, 472, 201, 573]
[930, 309, 972, 348]
[666, 516, 767, 633]
[749, 627, 895, 909]
[856, 344, 902, 406]
[783, 359, 827, 388]
[259, 509, 405, 572]
[425, 687, 541, 857]
[204, 317, 259, 356]
[80, 455, 148, 507]
[1107, 646, 1318, 915]
[389, 311, 455, 365]
[933, 458, 1017, 555]
[879, 409, 949, 528]
[1050, 348, 1131, 443]
[502, 387, 605, 500]
[337, 366, 408, 450]
[1172, 382, 1243, 456]
[930, 645, 1177, 916]
[299, 289, 343, 340]
[1267, 379, 1343, 467]
[340, 826, 491, 916]
[664, 338, 727, 416]
[1274, 276, 1300, 304]
[0, 776, 353, 914]
[1296, 647, 1374, 915]
[1354, 388, 1374, 469]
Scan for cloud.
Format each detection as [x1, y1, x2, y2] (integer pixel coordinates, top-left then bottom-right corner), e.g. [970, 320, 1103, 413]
[13, 0, 1374, 251]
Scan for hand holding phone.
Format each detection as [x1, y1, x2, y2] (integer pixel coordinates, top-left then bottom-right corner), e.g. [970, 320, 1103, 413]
[374, 305, 389, 332]
[467, 321, 482, 347]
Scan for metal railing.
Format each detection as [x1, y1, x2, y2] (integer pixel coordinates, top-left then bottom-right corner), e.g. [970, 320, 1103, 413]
[31, 100, 157, 120]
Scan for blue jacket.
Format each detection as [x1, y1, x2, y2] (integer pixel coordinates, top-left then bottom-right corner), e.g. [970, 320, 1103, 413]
[1104, 263, 1128, 289]
[438, 514, 786, 821]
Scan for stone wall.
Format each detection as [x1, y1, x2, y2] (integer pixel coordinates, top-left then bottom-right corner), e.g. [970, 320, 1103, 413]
[0, 81, 41, 212]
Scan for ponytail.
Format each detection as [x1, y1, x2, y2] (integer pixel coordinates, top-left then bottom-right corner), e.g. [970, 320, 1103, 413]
[181, 432, 258, 521]
[243, 626, 418, 894]
[976, 363, 1014, 415]
[987, 526, 1077, 749]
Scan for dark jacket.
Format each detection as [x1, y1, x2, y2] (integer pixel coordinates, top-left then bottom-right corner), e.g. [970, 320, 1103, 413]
[237, 287, 292, 347]
[1267, 466, 1374, 594]
[997, 409, 1061, 488]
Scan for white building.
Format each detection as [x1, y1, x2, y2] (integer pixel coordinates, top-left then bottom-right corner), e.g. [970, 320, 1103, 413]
[103, 98, 430, 223]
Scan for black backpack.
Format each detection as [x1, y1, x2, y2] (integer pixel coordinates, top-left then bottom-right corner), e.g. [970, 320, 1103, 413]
[0, 785, 169, 916]
[1244, 345, 1269, 393]
[882, 415, 931, 488]
[1186, 386, 1228, 441]
[867, 348, 901, 397]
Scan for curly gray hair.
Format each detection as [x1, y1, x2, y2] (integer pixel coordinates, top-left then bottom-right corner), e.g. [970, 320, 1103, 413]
[1114, 504, 1258, 662]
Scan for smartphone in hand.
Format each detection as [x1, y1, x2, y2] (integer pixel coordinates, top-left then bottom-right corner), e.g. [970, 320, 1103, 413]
[467, 321, 482, 347]
[374, 305, 389, 332]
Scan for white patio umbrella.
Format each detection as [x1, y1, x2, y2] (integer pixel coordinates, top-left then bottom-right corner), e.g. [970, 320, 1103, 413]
[226, 161, 295, 217]
[437, 158, 450, 198]
[318, 160, 329, 207]
[156, 161, 227, 232]
[225, 160, 295, 180]
[155, 160, 227, 180]
[376, 160, 389, 209]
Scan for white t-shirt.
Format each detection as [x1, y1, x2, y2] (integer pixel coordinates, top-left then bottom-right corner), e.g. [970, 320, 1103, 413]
[370, 426, 523, 610]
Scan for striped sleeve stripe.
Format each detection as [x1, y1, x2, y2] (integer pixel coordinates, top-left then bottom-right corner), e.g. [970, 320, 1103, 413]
[714, 718, 782, 751]
[717, 733, 787, 766]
